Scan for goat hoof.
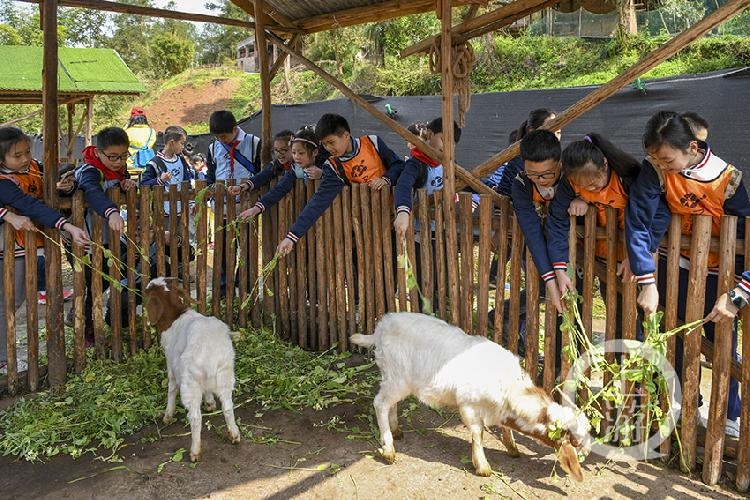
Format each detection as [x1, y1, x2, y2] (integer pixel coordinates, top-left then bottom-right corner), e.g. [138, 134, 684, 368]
[475, 465, 493, 477]
[392, 428, 404, 440]
[163, 415, 175, 425]
[230, 431, 241, 444]
[190, 451, 201, 462]
[379, 447, 396, 464]
[204, 402, 217, 412]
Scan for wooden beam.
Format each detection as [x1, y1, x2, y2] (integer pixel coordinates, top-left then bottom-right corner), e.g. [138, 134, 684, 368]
[464, 0, 750, 186]
[230, 0, 297, 30]
[264, 30, 503, 204]
[255, 0, 272, 165]
[17, 0, 298, 32]
[401, 0, 556, 57]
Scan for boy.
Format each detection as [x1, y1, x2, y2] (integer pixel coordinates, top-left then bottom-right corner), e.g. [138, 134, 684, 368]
[393, 117, 461, 237]
[276, 113, 404, 255]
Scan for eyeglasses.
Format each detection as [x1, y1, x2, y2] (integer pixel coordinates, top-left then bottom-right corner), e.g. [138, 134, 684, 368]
[524, 170, 557, 180]
[274, 148, 289, 155]
[100, 151, 129, 162]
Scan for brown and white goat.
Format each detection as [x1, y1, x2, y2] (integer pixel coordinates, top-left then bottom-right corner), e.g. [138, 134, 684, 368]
[351, 312, 589, 480]
[144, 277, 241, 462]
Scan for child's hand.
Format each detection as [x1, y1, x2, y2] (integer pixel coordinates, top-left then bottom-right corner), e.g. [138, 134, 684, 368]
[304, 166, 323, 180]
[368, 177, 388, 190]
[108, 212, 124, 232]
[637, 283, 659, 316]
[226, 185, 243, 196]
[160, 171, 172, 183]
[568, 197, 588, 216]
[56, 173, 76, 193]
[120, 178, 136, 191]
[616, 258, 634, 283]
[393, 212, 411, 237]
[240, 206, 261, 220]
[277, 237, 294, 256]
[545, 279, 563, 313]
[555, 269, 575, 298]
[3, 212, 36, 231]
[706, 290, 743, 323]
[63, 223, 90, 246]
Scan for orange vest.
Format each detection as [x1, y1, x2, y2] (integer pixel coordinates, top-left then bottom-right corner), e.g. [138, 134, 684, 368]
[333, 136, 386, 184]
[569, 172, 628, 260]
[0, 159, 46, 249]
[662, 155, 735, 268]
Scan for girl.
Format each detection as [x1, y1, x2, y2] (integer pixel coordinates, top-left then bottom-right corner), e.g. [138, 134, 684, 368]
[238, 127, 323, 221]
[0, 127, 90, 372]
[626, 111, 749, 437]
[230, 130, 294, 196]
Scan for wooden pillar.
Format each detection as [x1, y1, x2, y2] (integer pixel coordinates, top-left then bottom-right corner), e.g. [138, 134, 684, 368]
[254, 0, 272, 165]
[42, 0, 65, 387]
[66, 102, 74, 161]
[440, 0, 460, 324]
[85, 97, 93, 146]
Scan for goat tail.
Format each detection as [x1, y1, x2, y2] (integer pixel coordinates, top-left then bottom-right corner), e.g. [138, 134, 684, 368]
[350, 333, 376, 348]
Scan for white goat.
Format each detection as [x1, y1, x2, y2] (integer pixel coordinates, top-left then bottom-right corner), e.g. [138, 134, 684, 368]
[351, 312, 589, 480]
[144, 277, 241, 462]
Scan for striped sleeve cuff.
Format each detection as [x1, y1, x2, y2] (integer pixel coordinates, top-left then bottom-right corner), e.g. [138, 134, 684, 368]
[541, 270, 556, 282]
[255, 201, 266, 212]
[383, 177, 391, 186]
[104, 207, 119, 219]
[54, 218, 68, 230]
[553, 262, 568, 272]
[243, 180, 254, 191]
[636, 274, 655, 285]
[0, 207, 7, 221]
[396, 206, 411, 215]
[156, 177, 165, 186]
[738, 278, 750, 296]
[286, 232, 299, 243]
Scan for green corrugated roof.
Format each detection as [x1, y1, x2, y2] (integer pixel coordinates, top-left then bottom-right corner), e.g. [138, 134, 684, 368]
[0, 46, 145, 95]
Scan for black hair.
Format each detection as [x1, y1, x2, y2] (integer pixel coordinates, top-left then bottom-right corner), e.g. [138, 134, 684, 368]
[407, 121, 426, 137]
[426, 117, 462, 144]
[96, 127, 129, 149]
[315, 113, 350, 139]
[508, 129, 518, 145]
[680, 111, 709, 138]
[643, 111, 696, 153]
[562, 133, 640, 184]
[517, 108, 555, 141]
[163, 125, 187, 144]
[0, 127, 30, 163]
[273, 129, 294, 142]
[520, 129, 560, 163]
[126, 115, 149, 127]
[58, 162, 76, 176]
[290, 126, 319, 158]
[189, 153, 205, 164]
[209, 110, 237, 135]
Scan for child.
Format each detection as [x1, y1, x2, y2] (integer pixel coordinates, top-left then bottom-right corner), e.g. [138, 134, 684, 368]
[706, 270, 750, 323]
[206, 110, 262, 293]
[393, 117, 461, 236]
[188, 153, 208, 181]
[239, 127, 323, 220]
[276, 113, 404, 256]
[627, 110, 749, 437]
[0, 127, 89, 371]
[485, 108, 561, 197]
[234, 130, 294, 193]
[680, 111, 709, 142]
[71, 127, 136, 342]
[124, 107, 157, 173]
[404, 121, 426, 156]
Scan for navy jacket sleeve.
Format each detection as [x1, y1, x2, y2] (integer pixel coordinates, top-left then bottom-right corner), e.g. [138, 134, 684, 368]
[375, 136, 405, 185]
[724, 177, 750, 217]
[393, 156, 422, 213]
[0, 180, 67, 229]
[76, 166, 119, 219]
[286, 163, 344, 242]
[248, 161, 279, 191]
[739, 270, 750, 295]
[494, 156, 524, 197]
[625, 161, 664, 284]
[256, 170, 297, 211]
[545, 177, 577, 271]
[139, 159, 162, 187]
[511, 176, 554, 281]
[206, 141, 217, 186]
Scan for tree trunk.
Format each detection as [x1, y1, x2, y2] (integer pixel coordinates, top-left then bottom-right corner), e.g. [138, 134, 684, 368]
[618, 0, 638, 35]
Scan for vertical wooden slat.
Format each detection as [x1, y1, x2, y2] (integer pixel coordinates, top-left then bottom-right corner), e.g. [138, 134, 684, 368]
[433, 191, 447, 320]
[284, 192, 298, 339]
[476, 195, 492, 335]
[542, 287, 557, 394]
[314, 212, 329, 349]
[180, 183, 191, 288]
[417, 189, 434, 307]
[458, 193, 474, 333]
[154, 189, 167, 279]
[261, 183, 275, 324]
[604, 207, 619, 438]
[525, 252, 540, 376]
[405, 215, 420, 313]
[225, 180, 237, 328]
[108, 211, 122, 363]
[140, 186, 154, 349]
[370, 189, 386, 320]
[306, 182, 319, 345]
[4, 226, 18, 393]
[360, 187, 376, 333]
[561, 214, 578, 381]
[507, 216, 523, 355]
[325, 202, 338, 346]
[276, 193, 291, 338]
[380, 188, 396, 313]
[621, 266, 638, 443]
[396, 230, 408, 312]
[168, 185, 179, 280]
[24, 231, 38, 392]
[248, 189, 261, 328]
[294, 184, 308, 347]
[737, 216, 750, 492]
[332, 194, 347, 350]
[680, 215, 712, 472]
[342, 187, 356, 336]
[237, 189, 250, 328]
[72, 191, 87, 370]
[126, 188, 138, 355]
[702, 215, 736, 484]
[90, 213, 105, 359]
[492, 198, 511, 345]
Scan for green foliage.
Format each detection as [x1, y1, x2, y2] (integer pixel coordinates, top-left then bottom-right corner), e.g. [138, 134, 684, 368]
[149, 33, 196, 78]
[198, 0, 249, 65]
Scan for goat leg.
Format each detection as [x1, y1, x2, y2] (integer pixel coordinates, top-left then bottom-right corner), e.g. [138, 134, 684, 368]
[163, 374, 177, 424]
[389, 403, 403, 440]
[459, 406, 492, 477]
[500, 426, 520, 457]
[181, 385, 203, 462]
[374, 390, 397, 464]
[218, 390, 241, 444]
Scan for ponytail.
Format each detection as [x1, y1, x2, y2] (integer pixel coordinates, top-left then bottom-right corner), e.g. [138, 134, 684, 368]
[562, 133, 640, 184]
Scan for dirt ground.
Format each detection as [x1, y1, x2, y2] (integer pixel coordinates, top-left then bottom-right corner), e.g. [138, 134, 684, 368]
[0, 394, 744, 500]
[143, 77, 241, 131]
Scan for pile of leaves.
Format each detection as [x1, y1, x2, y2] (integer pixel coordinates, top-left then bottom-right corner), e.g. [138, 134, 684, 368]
[0, 328, 378, 462]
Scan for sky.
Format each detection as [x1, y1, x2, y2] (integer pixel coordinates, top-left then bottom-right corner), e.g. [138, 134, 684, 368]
[156, 0, 213, 16]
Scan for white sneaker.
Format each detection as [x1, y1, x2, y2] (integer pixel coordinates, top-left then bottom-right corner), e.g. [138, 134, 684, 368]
[725, 418, 741, 439]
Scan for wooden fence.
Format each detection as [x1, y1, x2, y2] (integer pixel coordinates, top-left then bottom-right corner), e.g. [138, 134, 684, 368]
[1, 180, 748, 489]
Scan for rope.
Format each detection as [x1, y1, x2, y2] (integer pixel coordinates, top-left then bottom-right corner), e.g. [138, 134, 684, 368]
[427, 37, 476, 128]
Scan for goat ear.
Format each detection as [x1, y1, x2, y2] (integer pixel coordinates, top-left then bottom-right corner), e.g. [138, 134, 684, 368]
[145, 294, 163, 325]
[558, 442, 583, 482]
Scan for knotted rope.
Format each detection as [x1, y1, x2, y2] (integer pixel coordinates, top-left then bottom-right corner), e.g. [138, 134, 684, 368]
[427, 37, 476, 128]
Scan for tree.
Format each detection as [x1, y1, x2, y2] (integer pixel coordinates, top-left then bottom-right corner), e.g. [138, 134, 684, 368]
[150, 33, 196, 76]
[200, 0, 251, 65]
[58, 7, 109, 47]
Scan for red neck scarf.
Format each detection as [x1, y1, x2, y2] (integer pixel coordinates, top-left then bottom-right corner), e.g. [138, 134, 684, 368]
[410, 148, 440, 168]
[228, 140, 240, 176]
[82, 146, 127, 181]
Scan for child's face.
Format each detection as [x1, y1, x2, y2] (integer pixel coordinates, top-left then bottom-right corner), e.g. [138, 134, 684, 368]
[648, 142, 699, 174]
[523, 158, 560, 189]
[273, 139, 292, 164]
[192, 159, 205, 171]
[425, 129, 444, 152]
[215, 127, 237, 145]
[2, 139, 32, 171]
[167, 135, 187, 155]
[320, 131, 351, 158]
[291, 141, 314, 168]
[96, 145, 129, 171]
[572, 162, 609, 193]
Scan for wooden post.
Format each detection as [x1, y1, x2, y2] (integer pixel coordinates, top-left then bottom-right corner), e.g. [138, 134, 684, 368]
[492, 198, 510, 345]
[702, 215, 736, 484]
[476, 194, 492, 336]
[507, 217, 523, 355]
[139, 185, 154, 348]
[737, 217, 750, 492]
[254, 0, 272, 164]
[66, 102, 74, 161]
[42, 0, 65, 386]
[85, 97, 93, 146]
